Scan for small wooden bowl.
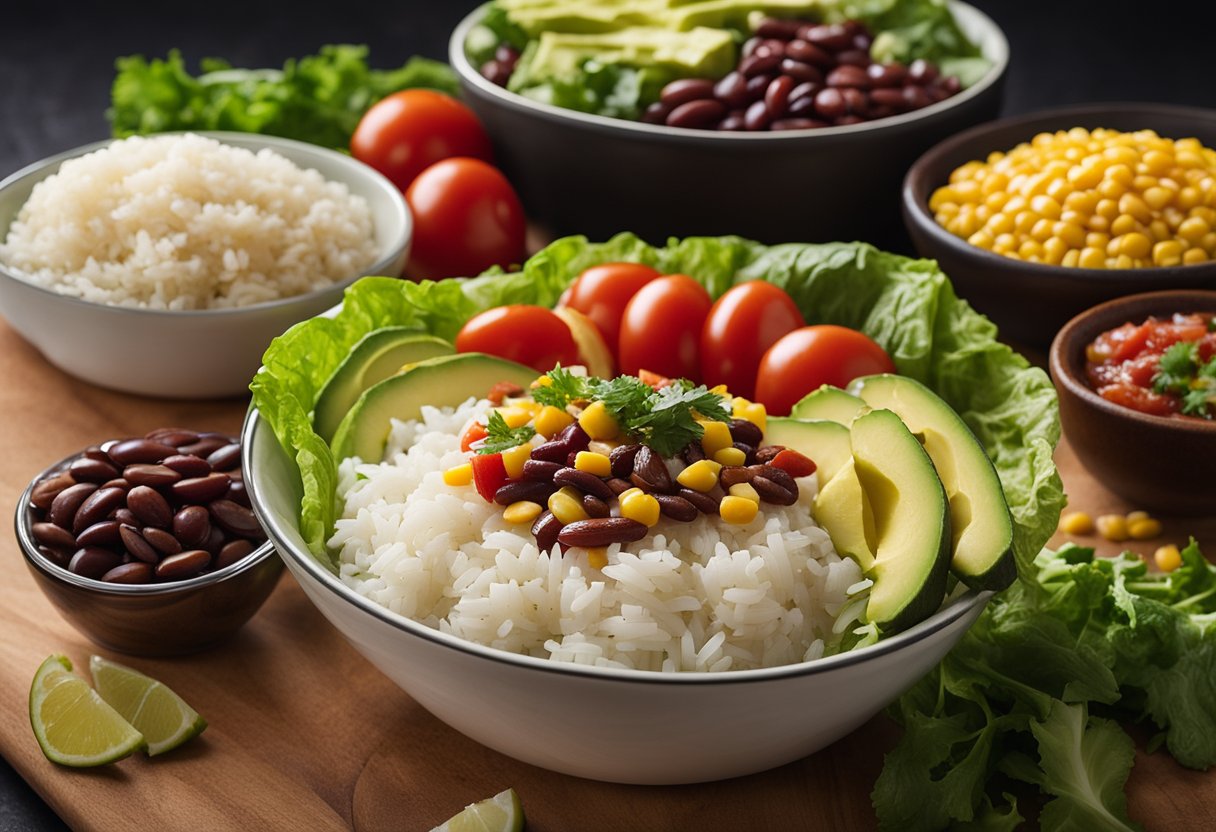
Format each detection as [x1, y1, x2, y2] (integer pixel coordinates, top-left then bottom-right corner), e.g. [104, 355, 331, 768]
[903, 104, 1216, 348]
[1049, 290, 1216, 514]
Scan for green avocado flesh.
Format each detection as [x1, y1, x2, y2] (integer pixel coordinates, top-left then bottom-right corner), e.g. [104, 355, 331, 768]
[330, 353, 538, 464]
[850, 374, 1016, 591]
[848, 408, 952, 633]
[313, 330, 453, 443]
[763, 417, 852, 486]
[499, 0, 822, 36]
[789, 386, 868, 424]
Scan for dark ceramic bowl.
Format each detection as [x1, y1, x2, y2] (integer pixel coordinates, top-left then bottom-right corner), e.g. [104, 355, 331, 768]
[15, 450, 283, 657]
[450, 2, 1007, 249]
[904, 104, 1216, 348]
[1049, 290, 1216, 514]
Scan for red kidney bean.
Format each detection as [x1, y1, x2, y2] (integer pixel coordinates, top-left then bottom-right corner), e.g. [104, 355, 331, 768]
[786, 97, 819, 118]
[867, 63, 905, 88]
[801, 23, 853, 51]
[656, 494, 698, 522]
[203, 525, 226, 556]
[739, 52, 781, 77]
[755, 17, 803, 39]
[76, 519, 121, 548]
[493, 479, 555, 507]
[113, 507, 139, 527]
[156, 550, 211, 581]
[853, 31, 874, 51]
[744, 99, 771, 131]
[666, 99, 726, 129]
[523, 459, 563, 481]
[101, 478, 131, 491]
[926, 85, 951, 104]
[660, 78, 716, 108]
[582, 494, 611, 519]
[941, 76, 962, 94]
[102, 563, 153, 584]
[70, 547, 122, 580]
[836, 114, 866, 126]
[744, 73, 772, 102]
[128, 485, 173, 528]
[226, 480, 251, 508]
[144, 428, 199, 446]
[557, 517, 648, 548]
[119, 525, 160, 564]
[531, 423, 589, 463]
[771, 118, 828, 130]
[752, 39, 787, 60]
[680, 441, 706, 464]
[72, 486, 126, 533]
[713, 72, 749, 109]
[741, 36, 761, 58]
[531, 511, 562, 554]
[38, 545, 71, 568]
[68, 457, 119, 483]
[142, 527, 182, 555]
[835, 49, 870, 68]
[554, 467, 616, 501]
[679, 488, 721, 514]
[495, 44, 520, 64]
[107, 438, 178, 466]
[216, 539, 255, 570]
[779, 59, 823, 84]
[641, 101, 672, 125]
[908, 59, 939, 84]
[49, 482, 97, 528]
[606, 477, 634, 496]
[209, 499, 264, 539]
[123, 464, 180, 488]
[32, 522, 76, 550]
[733, 442, 757, 465]
[728, 419, 764, 448]
[785, 39, 833, 67]
[717, 113, 747, 131]
[752, 475, 799, 505]
[870, 87, 908, 109]
[870, 104, 897, 120]
[205, 443, 242, 472]
[826, 64, 870, 89]
[173, 506, 211, 548]
[177, 436, 228, 458]
[755, 445, 786, 465]
[84, 445, 116, 464]
[631, 446, 674, 493]
[813, 88, 847, 119]
[162, 454, 212, 478]
[764, 75, 795, 118]
[902, 85, 931, 110]
[30, 472, 75, 511]
[841, 88, 869, 116]
[171, 473, 231, 504]
[481, 60, 511, 87]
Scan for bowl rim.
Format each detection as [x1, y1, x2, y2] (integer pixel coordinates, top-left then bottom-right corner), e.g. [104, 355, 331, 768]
[242, 406, 991, 687]
[447, 0, 1009, 144]
[902, 101, 1216, 280]
[1048, 288, 1216, 434]
[16, 444, 279, 596]
[0, 130, 411, 319]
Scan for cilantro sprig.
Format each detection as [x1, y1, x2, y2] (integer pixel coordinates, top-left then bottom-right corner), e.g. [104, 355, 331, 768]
[1152, 341, 1216, 418]
[475, 411, 535, 455]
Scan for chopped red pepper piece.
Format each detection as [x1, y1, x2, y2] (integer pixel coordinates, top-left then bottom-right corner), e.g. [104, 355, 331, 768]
[487, 381, 526, 405]
[471, 453, 508, 502]
[638, 369, 673, 390]
[769, 448, 817, 478]
[460, 421, 488, 452]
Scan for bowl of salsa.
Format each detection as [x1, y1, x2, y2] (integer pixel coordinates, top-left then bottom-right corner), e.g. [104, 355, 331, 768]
[1050, 290, 1216, 514]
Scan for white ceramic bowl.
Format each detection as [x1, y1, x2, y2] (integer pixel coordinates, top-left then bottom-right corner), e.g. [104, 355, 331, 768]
[242, 408, 990, 785]
[0, 132, 411, 399]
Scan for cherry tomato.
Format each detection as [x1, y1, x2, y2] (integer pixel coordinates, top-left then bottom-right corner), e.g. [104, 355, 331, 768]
[350, 90, 493, 192]
[563, 263, 662, 348]
[700, 282, 804, 399]
[755, 325, 896, 416]
[455, 305, 580, 373]
[618, 274, 713, 381]
[405, 158, 527, 281]
[471, 452, 508, 502]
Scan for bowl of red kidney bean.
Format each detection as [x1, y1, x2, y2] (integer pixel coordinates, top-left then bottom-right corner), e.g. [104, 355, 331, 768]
[449, 1, 1007, 248]
[15, 427, 283, 657]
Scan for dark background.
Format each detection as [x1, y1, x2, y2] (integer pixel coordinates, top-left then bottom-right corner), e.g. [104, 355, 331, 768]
[1, 2, 1213, 829]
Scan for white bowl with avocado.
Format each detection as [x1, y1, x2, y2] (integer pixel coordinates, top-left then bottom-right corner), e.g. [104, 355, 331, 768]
[449, 0, 1008, 248]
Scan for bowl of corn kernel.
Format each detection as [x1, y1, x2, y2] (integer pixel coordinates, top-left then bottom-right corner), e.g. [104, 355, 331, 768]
[903, 103, 1216, 346]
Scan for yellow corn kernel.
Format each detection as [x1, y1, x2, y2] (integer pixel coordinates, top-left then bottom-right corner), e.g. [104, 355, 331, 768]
[968, 231, 995, 250]
[1095, 198, 1120, 220]
[709, 384, 730, 396]
[1178, 186, 1203, 210]
[733, 400, 767, 432]
[442, 463, 473, 487]
[503, 500, 543, 525]
[620, 489, 660, 527]
[1043, 236, 1069, 265]
[1054, 221, 1087, 249]
[1030, 194, 1062, 220]
[496, 406, 533, 428]
[720, 495, 759, 525]
[1119, 232, 1152, 259]
[1030, 218, 1055, 242]
[502, 443, 532, 479]
[1110, 214, 1139, 237]
[532, 374, 553, 388]
[1113, 254, 1135, 269]
[728, 482, 760, 503]
[1078, 247, 1107, 269]
[1059, 511, 1094, 535]
[699, 419, 734, 457]
[548, 486, 588, 525]
[534, 404, 574, 438]
[1061, 249, 1081, 268]
[1184, 247, 1210, 265]
[1017, 240, 1043, 260]
[574, 451, 612, 478]
[1154, 544, 1182, 572]
[1143, 186, 1174, 210]
[1118, 192, 1152, 223]
[677, 459, 722, 492]
[578, 400, 619, 441]
[1179, 215, 1211, 243]
[1153, 240, 1184, 266]
[714, 446, 746, 467]
[1126, 510, 1151, 523]
[987, 212, 1015, 235]
[1095, 513, 1129, 542]
[587, 548, 609, 570]
[1128, 517, 1163, 540]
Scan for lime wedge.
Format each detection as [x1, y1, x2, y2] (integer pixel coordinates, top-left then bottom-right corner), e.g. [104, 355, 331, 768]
[89, 655, 207, 756]
[29, 654, 145, 767]
[430, 788, 524, 832]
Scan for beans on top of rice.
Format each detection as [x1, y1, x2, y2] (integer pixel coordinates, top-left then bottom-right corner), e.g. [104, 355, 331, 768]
[330, 368, 877, 673]
[0, 133, 379, 310]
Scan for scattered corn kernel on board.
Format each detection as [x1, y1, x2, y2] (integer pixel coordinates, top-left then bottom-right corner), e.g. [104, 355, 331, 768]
[0, 320, 1212, 830]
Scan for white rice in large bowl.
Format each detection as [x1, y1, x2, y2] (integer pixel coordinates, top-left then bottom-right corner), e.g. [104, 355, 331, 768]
[0, 133, 379, 310]
[330, 399, 873, 673]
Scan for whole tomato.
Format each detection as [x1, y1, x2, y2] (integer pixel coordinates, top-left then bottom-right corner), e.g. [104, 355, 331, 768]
[350, 89, 493, 192]
[755, 325, 896, 416]
[455, 305, 580, 373]
[618, 274, 713, 381]
[700, 282, 804, 399]
[405, 158, 527, 281]
[562, 263, 662, 350]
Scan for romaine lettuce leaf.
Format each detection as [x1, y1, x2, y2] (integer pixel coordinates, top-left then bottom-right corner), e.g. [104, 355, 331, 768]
[250, 233, 1063, 577]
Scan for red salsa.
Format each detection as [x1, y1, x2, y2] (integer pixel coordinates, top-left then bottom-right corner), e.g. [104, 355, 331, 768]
[1085, 312, 1216, 418]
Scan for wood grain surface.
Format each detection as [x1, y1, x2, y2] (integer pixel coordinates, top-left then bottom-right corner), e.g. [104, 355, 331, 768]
[0, 319, 1211, 832]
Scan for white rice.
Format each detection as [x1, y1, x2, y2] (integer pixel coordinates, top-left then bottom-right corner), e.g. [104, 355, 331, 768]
[330, 399, 869, 672]
[0, 133, 379, 310]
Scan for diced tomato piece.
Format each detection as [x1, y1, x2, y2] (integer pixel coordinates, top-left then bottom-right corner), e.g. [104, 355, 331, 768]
[487, 381, 525, 406]
[471, 453, 508, 502]
[1199, 333, 1216, 363]
[1098, 383, 1179, 417]
[460, 422, 488, 452]
[638, 369, 673, 389]
[769, 449, 817, 478]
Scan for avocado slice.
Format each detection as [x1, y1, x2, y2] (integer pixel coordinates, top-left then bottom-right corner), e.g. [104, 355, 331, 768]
[330, 353, 538, 463]
[789, 386, 867, 424]
[815, 457, 876, 572]
[763, 417, 852, 486]
[848, 408, 952, 633]
[313, 330, 453, 443]
[850, 374, 1016, 591]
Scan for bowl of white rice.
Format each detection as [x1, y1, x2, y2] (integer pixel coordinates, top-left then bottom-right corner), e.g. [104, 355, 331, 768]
[242, 398, 991, 785]
[0, 132, 410, 398]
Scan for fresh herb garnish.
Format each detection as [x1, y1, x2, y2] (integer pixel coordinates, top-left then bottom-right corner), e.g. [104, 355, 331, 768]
[1152, 341, 1215, 418]
[530, 366, 592, 409]
[475, 411, 535, 455]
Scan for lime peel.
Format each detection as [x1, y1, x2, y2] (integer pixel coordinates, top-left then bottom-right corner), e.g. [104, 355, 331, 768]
[89, 655, 207, 756]
[29, 654, 146, 767]
[430, 788, 524, 832]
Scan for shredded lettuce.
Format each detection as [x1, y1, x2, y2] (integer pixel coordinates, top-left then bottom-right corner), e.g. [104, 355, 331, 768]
[249, 233, 1063, 576]
[108, 45, 458, 149]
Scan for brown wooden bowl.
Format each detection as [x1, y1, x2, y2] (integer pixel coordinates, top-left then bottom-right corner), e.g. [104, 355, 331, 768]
[1049, 290, 1216, 515]
[904, 104, 1216, 348]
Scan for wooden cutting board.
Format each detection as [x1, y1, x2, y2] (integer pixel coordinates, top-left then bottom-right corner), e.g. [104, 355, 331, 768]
[0, 319, 1211, 832]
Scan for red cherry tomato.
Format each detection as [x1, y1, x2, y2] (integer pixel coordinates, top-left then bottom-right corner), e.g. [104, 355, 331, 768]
[455, 305, 580, 373]
[350, 90, 493, 192]
[618, 274, 713, 381]
[700, 282, 804, 399]
[563, 263, 662, 349]
[405, 158, 527, 281]
[471, 452, 508, 502]
[755, 325, 896, 416]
